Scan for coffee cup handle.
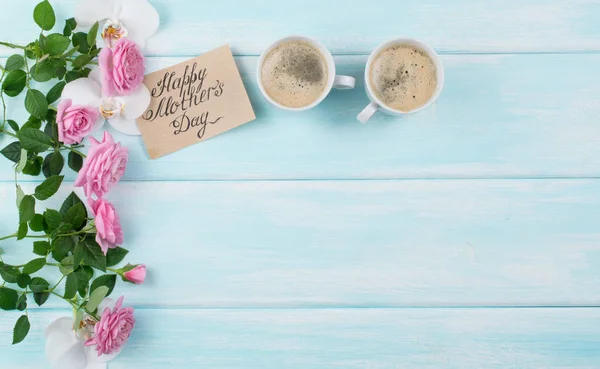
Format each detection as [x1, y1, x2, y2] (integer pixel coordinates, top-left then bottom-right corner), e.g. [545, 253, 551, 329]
[333, 75, 356, 90]
[357, 102, 378, 124]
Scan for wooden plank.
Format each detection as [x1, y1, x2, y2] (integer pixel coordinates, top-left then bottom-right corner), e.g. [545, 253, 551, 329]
[2, 54, 600, 181]
[1, 0, 600, 56]
[2, 307, 600, 368]
[1, 179, 599, 307]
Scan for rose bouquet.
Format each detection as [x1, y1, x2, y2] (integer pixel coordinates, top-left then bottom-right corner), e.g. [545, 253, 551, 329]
[0, 0, 158, 368]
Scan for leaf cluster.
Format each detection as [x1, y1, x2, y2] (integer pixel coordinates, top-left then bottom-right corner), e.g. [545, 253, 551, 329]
[0, 1, 135, 346]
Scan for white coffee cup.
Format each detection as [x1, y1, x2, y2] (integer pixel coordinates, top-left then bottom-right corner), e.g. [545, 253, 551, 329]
[357, 38, 444, 123]
[257, 36, 356, 111]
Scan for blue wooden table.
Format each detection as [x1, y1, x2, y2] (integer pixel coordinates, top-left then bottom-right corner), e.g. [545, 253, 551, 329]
[2, 0, 600, 367]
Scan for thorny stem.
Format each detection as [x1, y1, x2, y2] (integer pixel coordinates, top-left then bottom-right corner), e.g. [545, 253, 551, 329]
[0, 233, 16, 241]
[0, 41, 28, 50]
[0, 234, 48, 242]
[0, 69, 6, 128]
[50, 275, 66, 292]
[57, 226, 96, 238]
[67, 147, 87, 158]
[50, 291, 79, 309]
[1, 92, 6, 128]
[59, 144, 84, 152]
[0, 128, 16, 138]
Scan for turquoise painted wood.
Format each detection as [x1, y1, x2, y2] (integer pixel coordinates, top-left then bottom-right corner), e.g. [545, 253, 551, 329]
[2, 54, 600, 181]
[1, 0, 599, 368]
[2, 0, 600, 56]
[1, 180, 600, 307]
[2, 308, 600, 368]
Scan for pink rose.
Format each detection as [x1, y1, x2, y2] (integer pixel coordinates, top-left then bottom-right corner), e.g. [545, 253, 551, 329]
[122, 264, 146, 285]
[85, 296, 135, 357]
[74, 131, 128, 199]
[89, 198, 124, 255]
[56, 99, 99, 144]
[99, 38, 145, 96]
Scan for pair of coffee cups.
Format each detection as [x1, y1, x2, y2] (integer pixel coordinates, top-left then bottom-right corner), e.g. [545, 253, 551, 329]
[257, 36, 444, 123]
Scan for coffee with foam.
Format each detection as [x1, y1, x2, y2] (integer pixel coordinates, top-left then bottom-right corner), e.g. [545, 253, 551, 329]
[260, 41, 329, 108]
[369, 44, 437, 112]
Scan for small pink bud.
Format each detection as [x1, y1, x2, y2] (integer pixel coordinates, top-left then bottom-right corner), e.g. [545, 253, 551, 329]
[122, 264, 146, 285]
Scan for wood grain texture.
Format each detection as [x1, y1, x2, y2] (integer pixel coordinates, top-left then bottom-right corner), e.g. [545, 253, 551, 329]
[2, 308, 600, 368]
[1, 0, 600, 56]
[1, 0, 598, 366]
[1, 179, 599, 307]
[2, 54, 600, 181]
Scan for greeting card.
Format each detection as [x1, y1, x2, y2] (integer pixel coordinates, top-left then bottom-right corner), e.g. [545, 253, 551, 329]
[137, 45, 256, 159]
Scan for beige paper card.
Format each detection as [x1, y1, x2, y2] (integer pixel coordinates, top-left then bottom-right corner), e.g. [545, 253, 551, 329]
[137, 45, 256, 159]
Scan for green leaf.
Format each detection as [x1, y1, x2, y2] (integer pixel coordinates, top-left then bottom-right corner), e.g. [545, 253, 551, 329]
[73, 268, 90, 297]
[24, 89, 49, 120]
[15, 149, 28, 173]
[29, 213, 45, 232]
[86, 286, 108, 312]
[90, 274, 116, 297]
[5, 55, 25, 71]
[64, 202, 86, 230]
[0, 264, 20, 283]
[59, 255, 75, 275]
[87, 22, 100, 47]
[72, 32, 90, 54]
[18, 127, 52, 152]
[12, 315, 30, 344]
[2, 70, 27, 97]
[68, 151, 84, 172]
[51, 236, 75, 261]
[90, 46, 101, 58]
[22, 258, 46, 275]
[22, 156, 43, 177]
[30, 60, 55, 82]
[60, 192, 87, 218]
[65, 70, 81, 83]
[16, 185, 25, 208]
[19, 195, 36, 224]
[44, 209, 62, 231]
[33, 292, 50, 306]
[24, 41, 38, 59]
[49, 152, 64, 176]
[74, 238, 106, 272]
[34, 175, 63, 201]
[16, 274, 31, 288]
[64, 273, 77, 299]
[63, 17, 77, 37]
[71, 54, 92, 69]
[43, 152, 60, 177]
[43, 121, 58, 144]
[22, 116, 42, 131]
[0, 142, 22, 163]
[0, 287, 18, 310]
[33, 241, 51, 256]
[16, 294, 27, 311]
[33, 0, 56, 31]
[7, 120, 20, 132]
[106, 247, 129, 267]
[29, 277, 50, 293]
[46, 108, 57, 124]
[56, 66, 67, 80]
[41, 33, 70, 55]
[16, 222, 28, 240]
[47, 81, 65, 104]
[82, 265, 94, 280]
